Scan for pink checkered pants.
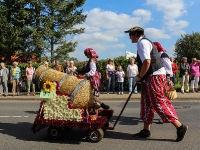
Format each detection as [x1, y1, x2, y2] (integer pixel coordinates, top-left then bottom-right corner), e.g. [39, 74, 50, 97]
[140, 74, 178, 124]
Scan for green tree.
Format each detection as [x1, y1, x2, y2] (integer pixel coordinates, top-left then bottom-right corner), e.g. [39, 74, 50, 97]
[40, 0, 87, 62]
[0, 0, 87, 64]
[175, 32, 200, 63]
[0, 0, 33, 63]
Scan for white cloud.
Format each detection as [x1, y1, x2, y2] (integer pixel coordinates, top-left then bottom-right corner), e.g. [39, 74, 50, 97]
[73, 29, 125, 50]
[146, 0, 189, 35]
[165, 20, 189, 35]
[133, 9, 152, 23]
[146, 0, 187, 20]
[83, 8, 152, 31]
[71, 8, 153, 60]
[145, 28, 171, 39]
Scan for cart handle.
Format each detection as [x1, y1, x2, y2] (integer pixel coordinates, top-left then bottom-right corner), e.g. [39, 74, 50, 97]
[106, 83, 138, 130]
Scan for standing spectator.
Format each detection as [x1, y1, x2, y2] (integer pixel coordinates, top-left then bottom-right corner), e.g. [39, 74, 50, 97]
[65, 60, 70, 74]
[0, 62, 9, 97]
[180, 57, 190, 94]
[115, 65, 125, 95]
[10, 62, 21, 96]
[125, 26, 187, 142]
[106, 58, 116, 94]
[126, 58, 138, 94]
[26, 61, 35, 96]
[69, 61, 77, 76]
[189, 58, 200, 93]
[170, 57, 178, 84]
[44, 61, 49, 68]
[53, 60, 64, 72]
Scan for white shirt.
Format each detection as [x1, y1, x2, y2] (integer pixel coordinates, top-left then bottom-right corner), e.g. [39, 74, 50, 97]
[0, 68, 4, 76]
[158, 52, 173, 77]
[115, 71, 125, 82]
[127, 64, 138, 77]
[137, 37, 166, 75]
[87, 62, 96, 77]
[106, 64, 115, 72]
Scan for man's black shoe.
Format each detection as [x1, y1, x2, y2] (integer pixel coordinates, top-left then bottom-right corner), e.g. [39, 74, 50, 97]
[101, 103, 110, 109]
[132, 129, 150, 138]
[176, 124, 188, 142]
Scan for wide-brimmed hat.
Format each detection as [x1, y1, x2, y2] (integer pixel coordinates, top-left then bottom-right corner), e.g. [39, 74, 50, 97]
[124, 26, 144, 33]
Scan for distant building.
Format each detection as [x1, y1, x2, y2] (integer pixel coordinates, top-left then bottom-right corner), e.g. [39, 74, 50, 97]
[125, 51, 137, 59]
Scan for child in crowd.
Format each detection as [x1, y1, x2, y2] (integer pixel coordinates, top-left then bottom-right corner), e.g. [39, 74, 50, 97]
[115, 65, 125, 95]
[69, 61, 77, 76]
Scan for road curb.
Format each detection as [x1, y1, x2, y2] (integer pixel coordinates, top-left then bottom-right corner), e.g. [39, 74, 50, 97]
[0, 97, 199, 101]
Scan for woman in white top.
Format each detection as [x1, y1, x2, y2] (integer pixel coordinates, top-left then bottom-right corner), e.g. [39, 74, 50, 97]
[106, 58, 116, 94]
[127, 58, 138, 94]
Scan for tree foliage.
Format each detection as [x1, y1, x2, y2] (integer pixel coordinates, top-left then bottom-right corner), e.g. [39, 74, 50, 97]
[174, 32, 200, 63]
[40, 0, 86, 62]
[0, 0, 86, 64]
[0, 0, 33, 63]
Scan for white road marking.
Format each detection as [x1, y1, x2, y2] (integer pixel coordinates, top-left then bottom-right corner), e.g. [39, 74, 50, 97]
[0, 116, 29, 118]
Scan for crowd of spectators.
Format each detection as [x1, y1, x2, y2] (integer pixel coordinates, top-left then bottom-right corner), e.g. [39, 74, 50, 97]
[0, 56, 200, 97]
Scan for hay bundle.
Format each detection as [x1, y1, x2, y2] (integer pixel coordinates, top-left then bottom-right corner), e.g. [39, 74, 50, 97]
[34, 65, 95, 108]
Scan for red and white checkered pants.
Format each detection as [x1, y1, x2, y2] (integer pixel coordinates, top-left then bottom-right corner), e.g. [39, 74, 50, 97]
[140, 74, 178, 124]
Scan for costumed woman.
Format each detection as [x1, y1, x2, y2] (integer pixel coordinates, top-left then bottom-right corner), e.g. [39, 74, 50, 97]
[153, 42, 173, 85]
[77, 48, 110, 109]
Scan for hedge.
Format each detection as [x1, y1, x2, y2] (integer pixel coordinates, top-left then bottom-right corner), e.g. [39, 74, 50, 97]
[4, 56, 199, 92]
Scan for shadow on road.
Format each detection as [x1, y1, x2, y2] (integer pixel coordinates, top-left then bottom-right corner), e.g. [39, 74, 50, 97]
[109, 116, 141, 126]
[0, 122, 88, 144]
[104, 131, 175, 142]
[0, 116, 168, 144]
[24, 111, 38, 114]
[109, 116, 163, 125]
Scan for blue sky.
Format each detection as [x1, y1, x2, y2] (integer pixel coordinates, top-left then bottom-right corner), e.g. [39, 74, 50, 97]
[69, 0, 200, 61]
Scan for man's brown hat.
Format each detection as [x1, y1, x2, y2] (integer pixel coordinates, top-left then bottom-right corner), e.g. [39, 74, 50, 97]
[124, 26, 144, 33]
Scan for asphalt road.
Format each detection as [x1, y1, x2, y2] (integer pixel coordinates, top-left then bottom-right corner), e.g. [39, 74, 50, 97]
[0, 100, 200, 150]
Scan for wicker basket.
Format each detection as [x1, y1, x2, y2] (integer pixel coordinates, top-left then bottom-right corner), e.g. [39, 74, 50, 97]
[164, 84, 177, 100]
[34, 65, 95, 108]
